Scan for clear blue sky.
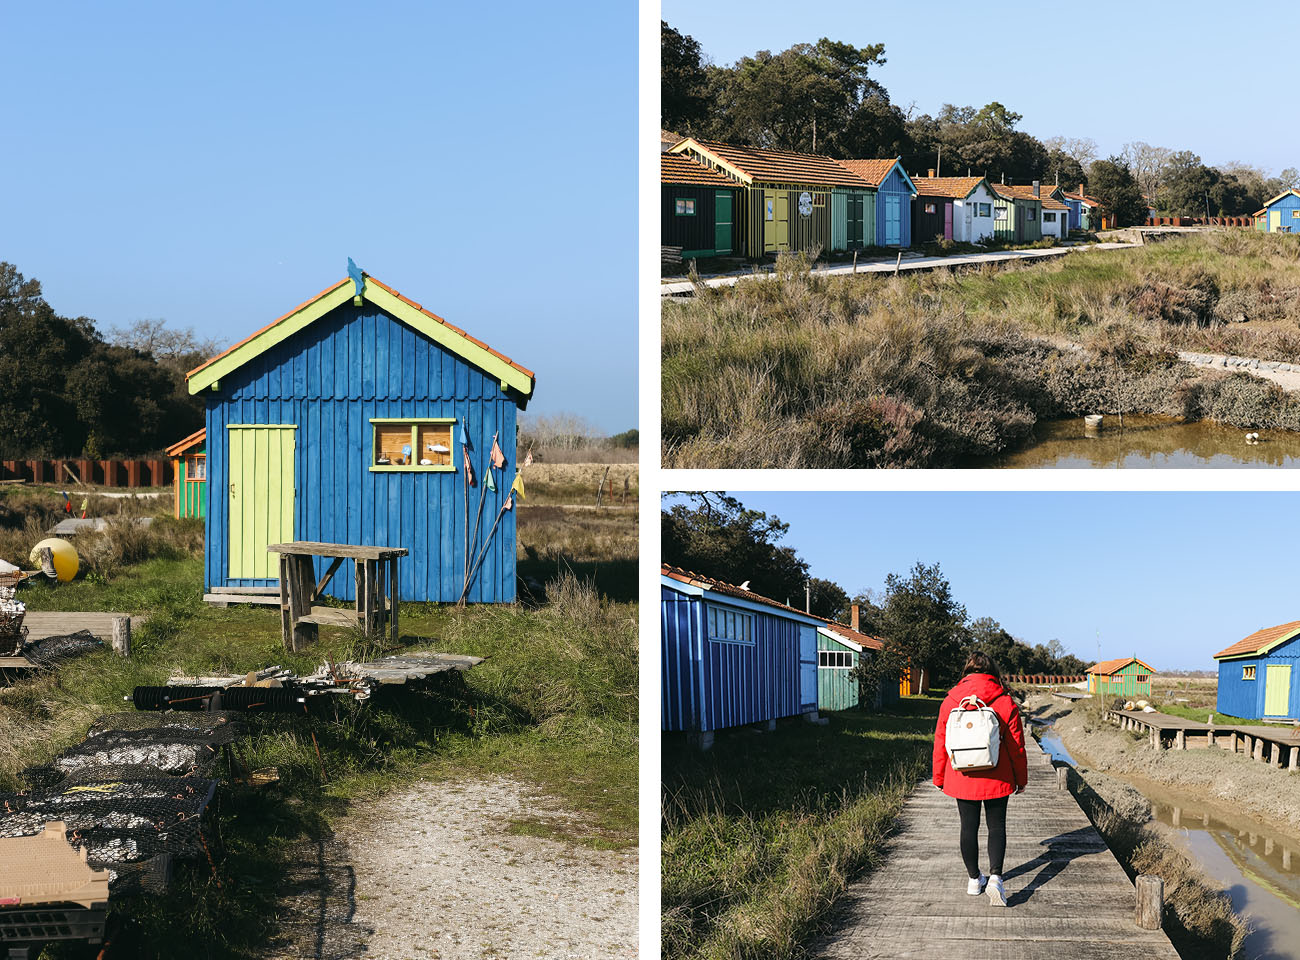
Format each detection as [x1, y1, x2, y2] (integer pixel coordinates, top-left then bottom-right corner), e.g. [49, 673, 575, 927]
[663, 491, 1297, 670]
[2, 1, 636, 432]
[662, 0, 1296, 175]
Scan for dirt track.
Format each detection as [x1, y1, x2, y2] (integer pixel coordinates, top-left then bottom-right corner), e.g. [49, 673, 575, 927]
[266, 777, 638, 960]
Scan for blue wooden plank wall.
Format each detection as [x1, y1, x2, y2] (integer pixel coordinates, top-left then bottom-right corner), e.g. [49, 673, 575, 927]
[1217, 636, 1300, 718]
[1264, 193, 1300, 232]
[661, 586, 806, 733]
[204, 302, 519, 603]
[876, 165, 913, 248]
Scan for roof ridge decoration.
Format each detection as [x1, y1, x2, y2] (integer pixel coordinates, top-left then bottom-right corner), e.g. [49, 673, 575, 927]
[185, 266, 535, 398]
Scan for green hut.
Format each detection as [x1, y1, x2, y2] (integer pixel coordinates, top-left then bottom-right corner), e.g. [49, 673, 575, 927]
[816, 611, 889, 711]
[990, 182, 1044, 243]
[1086, 657, 1156, 698]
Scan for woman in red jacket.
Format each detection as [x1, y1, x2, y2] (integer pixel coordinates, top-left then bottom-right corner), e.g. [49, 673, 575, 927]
[932, 652, 1028, 906]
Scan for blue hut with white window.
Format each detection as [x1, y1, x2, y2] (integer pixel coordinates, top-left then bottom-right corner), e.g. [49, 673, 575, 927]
[661, 565, 821, 745]
[1213, 620, 1300, 719]
[185, 263, 535, 604]
[1255, 190, 1300, 233]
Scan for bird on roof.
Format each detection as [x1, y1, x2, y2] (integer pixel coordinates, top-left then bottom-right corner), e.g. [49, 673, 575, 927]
[347, 257, 365, 305]
[739, 580, 751, 590]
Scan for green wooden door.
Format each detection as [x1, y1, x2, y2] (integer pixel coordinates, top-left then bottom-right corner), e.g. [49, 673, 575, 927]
[847, 194, 863, 250]
[228, 425, 296, 580]
[1265, 664, 1292, 716]
[715, 191, 733, 255]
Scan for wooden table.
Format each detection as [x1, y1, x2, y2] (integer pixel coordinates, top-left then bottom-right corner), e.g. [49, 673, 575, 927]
[268, 542, 408, 652]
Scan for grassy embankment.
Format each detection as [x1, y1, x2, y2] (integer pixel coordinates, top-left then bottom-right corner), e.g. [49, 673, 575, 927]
[1032, 697, 1248, 958]
[662, 697, 940, 960]
[0, 464, 637, 958]
[663, 230, 1300, 467]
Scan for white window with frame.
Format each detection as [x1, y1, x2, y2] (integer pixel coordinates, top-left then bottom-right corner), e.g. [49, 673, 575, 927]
[706, 605, 754, 645]
[995, 204, 1008, 221]
[979, 202, 992, 217]
[818, 650, 852, 668]
[675, 198, 696, 216]
[1243, 665, 1257, 680]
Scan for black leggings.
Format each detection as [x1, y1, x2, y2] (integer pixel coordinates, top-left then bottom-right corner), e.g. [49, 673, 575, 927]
[956, 796, 1008, 879]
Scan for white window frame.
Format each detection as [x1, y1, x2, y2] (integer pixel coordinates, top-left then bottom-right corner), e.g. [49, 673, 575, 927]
[1243, 665, 1257, 680]
[706, 604, 754, 645]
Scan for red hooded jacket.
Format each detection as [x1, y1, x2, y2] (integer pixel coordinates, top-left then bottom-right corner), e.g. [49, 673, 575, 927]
[932, 673, 1028, 800]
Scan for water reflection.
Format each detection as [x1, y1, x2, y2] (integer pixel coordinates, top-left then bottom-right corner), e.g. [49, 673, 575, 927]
[983, 414, 1300, 469]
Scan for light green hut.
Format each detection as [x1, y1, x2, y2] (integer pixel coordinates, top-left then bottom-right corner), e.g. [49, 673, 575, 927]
[1086, 656, 1156, 698]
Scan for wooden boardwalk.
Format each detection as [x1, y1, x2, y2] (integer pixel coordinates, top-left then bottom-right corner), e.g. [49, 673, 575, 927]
[22, 612, 144, 642]
[1108, 708, 1300, 770]
[811, 731, 1179, 959]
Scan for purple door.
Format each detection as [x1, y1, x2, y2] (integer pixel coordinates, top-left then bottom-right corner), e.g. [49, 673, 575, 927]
[944, 202, 954, 240]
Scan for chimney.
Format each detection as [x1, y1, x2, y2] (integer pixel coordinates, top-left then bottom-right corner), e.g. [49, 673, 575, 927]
[927, 168, 935, 178]
[851, 604, 860, 632]
[1032, 180, 1040, 198]
[1079, 182, 1085, 196]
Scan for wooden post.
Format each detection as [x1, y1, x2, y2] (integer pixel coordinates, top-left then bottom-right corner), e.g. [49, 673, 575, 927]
[389, 556, 400, 645]
[852, 250, 858, 274]
[1289, 745, 1298, 771]
[110, 616, 131, 657]
[362, 559, 377, 635]
[283, 555, 317, 652]
[279, 555, 293, 650]
[1230, 731, 1240, 753]
[894, 251, 902, 275]
[1135, 875, 1164, 930]
[1175, 729, 1185, 750]
[1056, 765, 1068, 792]
[1253, 737, 1264, 762]
[1272, 741, 1283, 769]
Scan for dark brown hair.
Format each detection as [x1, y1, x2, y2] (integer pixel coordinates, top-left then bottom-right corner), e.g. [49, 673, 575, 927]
[962, 651, 1003, 683]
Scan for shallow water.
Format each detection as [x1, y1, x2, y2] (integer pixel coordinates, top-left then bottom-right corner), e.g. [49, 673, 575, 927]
[984, 414, 1300, 468]
[1039, 721, 1300, 958]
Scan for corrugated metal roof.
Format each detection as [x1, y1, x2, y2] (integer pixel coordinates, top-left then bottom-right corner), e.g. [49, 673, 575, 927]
[661, 153, 737, 186]
[678, 140, 873, 188]
[1214, 620, 1300, 659]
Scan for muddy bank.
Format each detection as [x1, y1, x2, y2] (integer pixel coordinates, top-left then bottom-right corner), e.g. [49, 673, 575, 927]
[1029, 695, 1300, 841]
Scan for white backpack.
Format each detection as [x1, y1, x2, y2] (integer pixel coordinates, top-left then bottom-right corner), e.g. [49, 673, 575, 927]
[945, 691, 1007, 772]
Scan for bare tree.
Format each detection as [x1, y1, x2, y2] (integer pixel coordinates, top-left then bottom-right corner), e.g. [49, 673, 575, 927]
[1044, 135, 1098, 170]
[1120, 141, 1172, 207]
[108, 318, 220, 370]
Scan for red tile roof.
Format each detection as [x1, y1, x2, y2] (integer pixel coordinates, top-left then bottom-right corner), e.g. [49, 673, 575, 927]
[186, 273, 535, 384]
[661, 153, 737, 187]
[1062, 190, 1100, 206]
[1214, 620, 1300, 659]
[662, 564, 818, 618]
[1087, 657, 1156, 676]
[680, 140, 872, 188]
[836, 158, 902, 188]
[991, 183, 1069, 211]
[164, 427, 206, 458]
[911, 176, 989, 200]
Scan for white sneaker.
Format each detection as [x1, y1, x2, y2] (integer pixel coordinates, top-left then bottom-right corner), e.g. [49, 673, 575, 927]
[987, 875, 1007, 906]
[966, 873, 987, 895]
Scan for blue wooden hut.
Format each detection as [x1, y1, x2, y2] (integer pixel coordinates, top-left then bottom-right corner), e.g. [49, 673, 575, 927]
[662, 565, 821, 744]
[1213, 620, 1300, 719]
[184, 264, 535, 604]
[837, 158, 916, 247]
[1256, 189, 1300, 233]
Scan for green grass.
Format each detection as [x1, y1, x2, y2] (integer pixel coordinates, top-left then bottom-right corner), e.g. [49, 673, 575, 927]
[1153, 703, 1275, 728]
[662, 697, 941, 960]
[5, 542, 636, 957]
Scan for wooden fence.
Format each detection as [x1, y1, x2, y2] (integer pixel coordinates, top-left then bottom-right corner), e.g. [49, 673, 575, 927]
[1144, 216, 1254, 227]
[1007, 674, 1087, 685]
[0, 459, 172, 487]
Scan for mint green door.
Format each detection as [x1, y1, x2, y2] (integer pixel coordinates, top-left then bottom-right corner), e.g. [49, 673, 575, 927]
[715, 191, 733, 254]
[227, 425, 296, 580]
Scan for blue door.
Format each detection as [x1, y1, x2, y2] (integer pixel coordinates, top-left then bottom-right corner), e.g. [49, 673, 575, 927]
[884, 195, 901, 245]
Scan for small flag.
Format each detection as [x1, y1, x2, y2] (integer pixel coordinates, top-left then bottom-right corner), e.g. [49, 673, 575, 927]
[80, 498, 88, 519]
[463, 445, 475, 485]
[459, 417, 472, 449]
[510, 473, 525, 500]
[490, 434, 505, 470]
[62, 491, 72, 513]
[485, 470, 496, 492]
[523, 448, 533, 468]
[504, 492, 514, 511]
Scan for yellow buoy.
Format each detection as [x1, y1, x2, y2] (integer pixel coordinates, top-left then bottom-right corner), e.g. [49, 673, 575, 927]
[29, 538, 79, 582]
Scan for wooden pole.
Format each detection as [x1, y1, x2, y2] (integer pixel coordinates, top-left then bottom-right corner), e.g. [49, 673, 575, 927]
[894, 251, 902, 275]
[1135, 875, 1163, 930]
[1056, 765, 1068, 792]
[110, 616, 131, 657]
[389, 557, 400, 645]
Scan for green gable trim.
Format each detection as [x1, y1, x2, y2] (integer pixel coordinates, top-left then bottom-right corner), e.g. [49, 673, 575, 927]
[1215, 627, 1300, 661]
[188, 279, 533, 398]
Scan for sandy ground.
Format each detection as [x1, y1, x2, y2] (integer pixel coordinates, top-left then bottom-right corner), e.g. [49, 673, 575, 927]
[1029, 695, 1300, 836]
[265, 777, 638, 960]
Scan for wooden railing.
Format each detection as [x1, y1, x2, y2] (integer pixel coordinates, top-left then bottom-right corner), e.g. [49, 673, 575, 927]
[1007, 674, 1087, 685]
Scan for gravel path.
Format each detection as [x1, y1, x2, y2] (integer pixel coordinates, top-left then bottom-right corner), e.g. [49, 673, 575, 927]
[1178, 350, 1300, 392]
[266, 777, 638, 960]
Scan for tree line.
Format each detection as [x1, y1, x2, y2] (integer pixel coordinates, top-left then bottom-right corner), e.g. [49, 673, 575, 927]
[663, 23, 1296, 224]
[662, 493, 1090, 692]
[0, 263, 211, 458]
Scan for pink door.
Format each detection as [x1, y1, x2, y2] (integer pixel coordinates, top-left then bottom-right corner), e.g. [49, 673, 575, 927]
[944, 202, 954, 240]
